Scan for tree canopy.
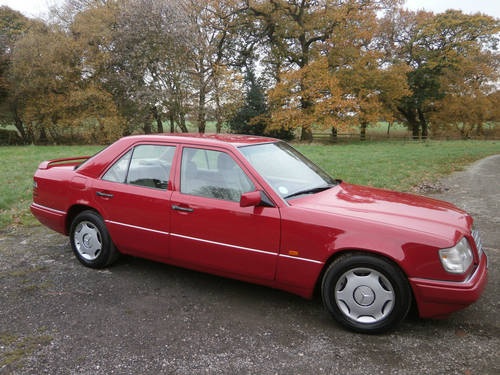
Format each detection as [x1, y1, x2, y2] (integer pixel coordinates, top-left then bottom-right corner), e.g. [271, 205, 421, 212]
[0, 1, 498, 144]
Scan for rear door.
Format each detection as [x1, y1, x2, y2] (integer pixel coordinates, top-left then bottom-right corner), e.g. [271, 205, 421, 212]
[169, 146, 281, 281]
[92, 144, 175, 260]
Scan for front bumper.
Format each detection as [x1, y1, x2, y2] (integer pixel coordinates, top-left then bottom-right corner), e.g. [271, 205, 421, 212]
[409, 251, 488, 319]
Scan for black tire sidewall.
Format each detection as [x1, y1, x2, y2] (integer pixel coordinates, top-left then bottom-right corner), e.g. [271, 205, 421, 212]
[321, 253, 412, 334]
[69, 210, 117, 268]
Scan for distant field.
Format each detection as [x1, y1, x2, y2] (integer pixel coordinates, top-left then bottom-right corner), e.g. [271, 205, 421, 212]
[0, 140, 499, 229]
[3, 121, 498, 144]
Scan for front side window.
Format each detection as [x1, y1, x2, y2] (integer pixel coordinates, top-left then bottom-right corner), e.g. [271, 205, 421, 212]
[180, 147, 254, 201]
[102, 145, 175, 190]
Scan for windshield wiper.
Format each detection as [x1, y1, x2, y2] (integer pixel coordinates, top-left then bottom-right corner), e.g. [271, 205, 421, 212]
[284, 184, 335, 200]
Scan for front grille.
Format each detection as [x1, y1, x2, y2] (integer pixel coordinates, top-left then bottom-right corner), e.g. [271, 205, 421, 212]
[472, 228, 483, 258]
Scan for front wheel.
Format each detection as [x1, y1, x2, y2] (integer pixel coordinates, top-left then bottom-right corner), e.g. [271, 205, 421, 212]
[321, 253, 412, 334]
[70, 210, 119, 268]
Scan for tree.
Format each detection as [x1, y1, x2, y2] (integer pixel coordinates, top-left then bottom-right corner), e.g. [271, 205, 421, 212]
[381, 9, 500, 139]
[0, 6, 30, 140]
[247, 0, 342, 140]
[181, 0, 246, 133]
[89, 0, 244, 135]
[429, 49, 499, 138]
[267, 56, 347, 136]
[229, 70, 267, 135]
[263, 0, 405, 140]
[3, 0, 497, 144]
[327, 4, 409, 140]
[105, 0, 192, 134]
[9, 20, 123, 143]
[250, 0, 402, 140]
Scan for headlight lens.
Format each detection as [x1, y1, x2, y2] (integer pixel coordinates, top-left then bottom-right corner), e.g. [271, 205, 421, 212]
[439, 238, 473, 274]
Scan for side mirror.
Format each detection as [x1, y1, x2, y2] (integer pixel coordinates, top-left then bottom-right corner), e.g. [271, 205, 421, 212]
[240, 191, 263, 207]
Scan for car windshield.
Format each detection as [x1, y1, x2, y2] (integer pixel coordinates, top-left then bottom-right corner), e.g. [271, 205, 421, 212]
[239, 142, 338, 199]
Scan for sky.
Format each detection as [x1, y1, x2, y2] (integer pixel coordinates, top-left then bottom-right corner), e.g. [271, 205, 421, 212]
[0, 0, 499, 19]
[405, 0, 499, 18]
[0, 0, 62, 18]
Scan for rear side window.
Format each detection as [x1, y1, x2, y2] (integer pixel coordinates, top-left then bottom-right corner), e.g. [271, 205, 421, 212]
[102, 145, 175, 190]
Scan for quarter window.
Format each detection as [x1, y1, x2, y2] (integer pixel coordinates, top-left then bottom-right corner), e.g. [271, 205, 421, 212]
[102, 145, 175, 190]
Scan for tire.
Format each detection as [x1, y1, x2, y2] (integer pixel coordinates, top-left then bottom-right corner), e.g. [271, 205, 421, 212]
[69, 210, 119, 268]
[321, 253, 411, 334]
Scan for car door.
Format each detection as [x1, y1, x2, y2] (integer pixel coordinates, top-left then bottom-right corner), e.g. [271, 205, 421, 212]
[92, 144, 175, 260]
[169, 146, 281, 281]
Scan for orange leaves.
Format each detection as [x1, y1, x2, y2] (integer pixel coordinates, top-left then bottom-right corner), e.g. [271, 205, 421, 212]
[267, 50, 410, 134]
[267, 57, 350, 132]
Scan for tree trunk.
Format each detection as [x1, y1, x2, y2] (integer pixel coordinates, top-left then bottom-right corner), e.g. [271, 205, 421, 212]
[197, 67, 207, 134]
[215, 115, 223, 134]
[476, 123, 484, 136]
[300, 126, 313, 141]
[152, 106, 163, 133]
[418, 109, 428, 140]
[169, 113, 175, 133]
[13, 114, 27, 143]
[411, 123, 420, 140]
[300, 95, 313, 141]
[179, 113, 188, 133]
[197, 90, 206, 134]
[214, 89, 223, 134]
[39, 126, 49, 144]
[360, 122, 367, 141]
[11, 104, 28, 143]
[331, 127, 338, 142]
[398, 106, 420, 140]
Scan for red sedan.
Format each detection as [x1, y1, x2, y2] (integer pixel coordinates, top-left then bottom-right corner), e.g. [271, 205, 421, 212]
[31, 134, 487, 333]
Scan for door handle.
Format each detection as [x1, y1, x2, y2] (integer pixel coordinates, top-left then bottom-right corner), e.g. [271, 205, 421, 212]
[172, 204, 194, 213]
[96, 191, 114, 198]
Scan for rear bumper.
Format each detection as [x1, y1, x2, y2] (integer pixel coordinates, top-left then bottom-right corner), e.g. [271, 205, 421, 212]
[410, 252, 488, 318]
[30, 203, 67, 235]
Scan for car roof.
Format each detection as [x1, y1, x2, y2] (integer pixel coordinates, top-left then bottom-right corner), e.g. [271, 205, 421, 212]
[76, 133, 280, 178]
[123, 133, 279, 147]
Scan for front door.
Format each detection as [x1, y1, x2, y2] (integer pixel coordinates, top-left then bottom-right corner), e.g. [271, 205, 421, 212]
[170, 146, 281, 281]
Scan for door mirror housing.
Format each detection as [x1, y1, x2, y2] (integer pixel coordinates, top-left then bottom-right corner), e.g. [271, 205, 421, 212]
[240, 191, 275, 208]
[240, 191, 263, 207]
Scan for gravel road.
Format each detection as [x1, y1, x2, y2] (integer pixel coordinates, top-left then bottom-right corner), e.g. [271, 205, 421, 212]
[0, 155, 498, 374]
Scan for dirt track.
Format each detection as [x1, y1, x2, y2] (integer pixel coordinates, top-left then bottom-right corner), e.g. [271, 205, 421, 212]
[0, 155, 499, 374]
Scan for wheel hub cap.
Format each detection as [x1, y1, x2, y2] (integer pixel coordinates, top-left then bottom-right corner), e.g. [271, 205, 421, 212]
[335, 267, 395, 323]
[83, 234, 93, 248]
[354, 285, 375, 306]
[73, 221, 102, 261]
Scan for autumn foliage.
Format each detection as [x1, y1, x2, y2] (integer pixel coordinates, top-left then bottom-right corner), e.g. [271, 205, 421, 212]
[0, 1, 498, 144]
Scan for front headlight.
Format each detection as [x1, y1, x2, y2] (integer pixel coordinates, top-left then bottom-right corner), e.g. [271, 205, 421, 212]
[439, 238, 473, 274]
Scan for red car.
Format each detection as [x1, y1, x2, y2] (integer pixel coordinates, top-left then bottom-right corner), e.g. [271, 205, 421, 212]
[31, 134, 487, 333]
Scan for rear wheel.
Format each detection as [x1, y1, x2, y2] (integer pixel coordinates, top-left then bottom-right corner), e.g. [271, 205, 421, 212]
[70, 210, 119, 268]
[321, 253, 411, 334]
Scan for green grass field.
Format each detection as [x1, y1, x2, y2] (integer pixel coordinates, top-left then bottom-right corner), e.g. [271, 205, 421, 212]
[295, 140, 500, 190]
[0, 140, 499, 229]
[0, 145, 103, 229]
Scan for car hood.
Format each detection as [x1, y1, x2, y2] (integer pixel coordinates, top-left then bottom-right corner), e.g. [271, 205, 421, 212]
[289, 182, 471, 240]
